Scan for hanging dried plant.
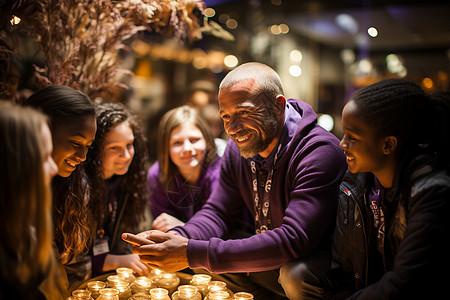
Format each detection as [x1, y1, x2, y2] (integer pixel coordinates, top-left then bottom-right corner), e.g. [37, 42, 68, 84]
[0, 0, 226, 100]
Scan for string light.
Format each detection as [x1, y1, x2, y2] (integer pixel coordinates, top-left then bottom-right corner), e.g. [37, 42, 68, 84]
[10, 15, 21, 25]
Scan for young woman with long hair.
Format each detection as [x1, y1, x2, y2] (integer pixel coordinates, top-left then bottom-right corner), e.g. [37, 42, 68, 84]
[85, 102, 150, 276]
[0, 102, 64, 299]
[147, 105, 221, 232]
[25, 85, 97, 290]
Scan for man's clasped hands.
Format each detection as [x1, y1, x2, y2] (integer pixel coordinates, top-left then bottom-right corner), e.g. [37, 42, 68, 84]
[122, 230, 189, 273]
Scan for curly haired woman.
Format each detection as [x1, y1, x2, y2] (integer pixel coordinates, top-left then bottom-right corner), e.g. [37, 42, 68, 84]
[85, 102, 150, 277]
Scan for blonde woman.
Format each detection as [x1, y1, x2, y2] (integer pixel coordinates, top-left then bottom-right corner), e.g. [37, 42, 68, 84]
[147, 105, 220, 232]
[0, 102, 68, 299]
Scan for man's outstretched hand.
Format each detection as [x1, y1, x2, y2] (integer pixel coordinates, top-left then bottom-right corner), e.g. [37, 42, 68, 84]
[122, 230, 189, 273]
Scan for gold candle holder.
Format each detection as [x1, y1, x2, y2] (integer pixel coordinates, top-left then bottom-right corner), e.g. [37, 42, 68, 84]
[189, 274, 212, 297]
[129, 293, 151, 300]
[114, 281, 132, 300]
[149, 288, 170, 300]
[72, 290, 93, 300]
[147, 268, 164, 283]
[171, 285, 202, 300]
[116, 267, 136, 284]
[153, 272, 180, 295]
[208, 281, 227, 293]
[233, 292, 254, 300]
[107, 275, 126, 288]
[207, 291, 231, 300]
[106, 275, 131, 300]
[131, 276, 154, 294]
[87, 281, 106, 299]
[97, 288, 119, 300]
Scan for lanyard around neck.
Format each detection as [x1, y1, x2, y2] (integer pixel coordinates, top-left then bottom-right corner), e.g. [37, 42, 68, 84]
[250, 144, 282, 234]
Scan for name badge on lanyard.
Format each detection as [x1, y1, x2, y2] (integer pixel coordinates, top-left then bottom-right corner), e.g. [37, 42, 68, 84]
[251, 144, 281, 234]
[93, 229, 110, 256]
[93, 238, 110, 256]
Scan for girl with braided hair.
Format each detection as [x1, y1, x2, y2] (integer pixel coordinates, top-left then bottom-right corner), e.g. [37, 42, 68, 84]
[318, 79, 450, 299]
[85, 102, 150, 277]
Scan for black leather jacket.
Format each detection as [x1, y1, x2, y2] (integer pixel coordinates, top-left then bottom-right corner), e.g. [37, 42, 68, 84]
[329, 155, 450, 299]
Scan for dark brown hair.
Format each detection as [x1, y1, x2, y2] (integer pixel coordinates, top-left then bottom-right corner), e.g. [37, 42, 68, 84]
[26, 85, 96, 260]
[85, 102, 149, 230]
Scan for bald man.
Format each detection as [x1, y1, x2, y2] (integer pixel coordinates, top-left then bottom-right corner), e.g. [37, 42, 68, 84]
[124, 62, 346, 299]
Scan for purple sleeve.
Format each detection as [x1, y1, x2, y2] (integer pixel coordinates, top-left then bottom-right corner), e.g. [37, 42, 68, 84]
[171, 145, 247, 240]
[174, 138, 347, 273]
[147, 163, 177, 219]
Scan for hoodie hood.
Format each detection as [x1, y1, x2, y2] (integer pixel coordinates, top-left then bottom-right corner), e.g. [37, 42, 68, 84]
[247, 98, 318, 171]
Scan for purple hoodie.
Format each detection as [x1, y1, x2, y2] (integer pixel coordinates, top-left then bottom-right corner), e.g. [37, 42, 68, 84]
[171, 99, 347, 273]
[148, 157, 221, 222]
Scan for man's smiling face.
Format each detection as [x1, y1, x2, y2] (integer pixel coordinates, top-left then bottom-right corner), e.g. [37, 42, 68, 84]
[219, 79, 279, 158]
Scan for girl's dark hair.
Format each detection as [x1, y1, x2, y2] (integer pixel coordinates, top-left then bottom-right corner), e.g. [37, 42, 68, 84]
[351, 78, 448, 162]
[25, 85, 96, 259]
[26, 85, 95, 128]
[85, 102, 149, 231]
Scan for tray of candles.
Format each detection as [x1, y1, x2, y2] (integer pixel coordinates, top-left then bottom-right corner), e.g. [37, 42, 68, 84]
[71, 267, 254, 300]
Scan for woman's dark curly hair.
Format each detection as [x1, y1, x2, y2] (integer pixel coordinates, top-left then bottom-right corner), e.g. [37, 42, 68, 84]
[25, 85, 95, 260]
[85, 102, 149, 231]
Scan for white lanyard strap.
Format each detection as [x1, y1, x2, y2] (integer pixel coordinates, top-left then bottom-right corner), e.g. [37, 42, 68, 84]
[251, 144, 281, 234]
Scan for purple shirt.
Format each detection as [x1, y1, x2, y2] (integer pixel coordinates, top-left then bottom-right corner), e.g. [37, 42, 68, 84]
[147, 158, 221, 222]
[171, 99, 347, 273]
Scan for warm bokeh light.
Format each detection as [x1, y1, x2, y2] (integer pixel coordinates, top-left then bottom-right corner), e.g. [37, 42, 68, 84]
[205, 8, 215, 18]
[318, 114, 334, 131]
[270, 24, 281, 35]
[219, 13, 229, 23]
[422, 77, 434, 89]
[368, 27, 378, 37]
[269, 24, 289, 35]
[224, 55, 239, 68]
[358, 59, 373, 73]
[289, 50, 303, 62]
[289, 65, 302, 77]
[193, 56, 208, 69]
[279, 24, 289, 34]
[340, 49, 355, 64]
[10, 15, 21, 25]
[226, 19, 238, 29]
